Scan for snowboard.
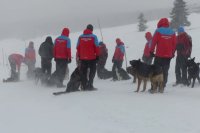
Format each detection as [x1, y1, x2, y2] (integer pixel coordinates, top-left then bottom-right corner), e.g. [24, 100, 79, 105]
[53, 91, 69, 96]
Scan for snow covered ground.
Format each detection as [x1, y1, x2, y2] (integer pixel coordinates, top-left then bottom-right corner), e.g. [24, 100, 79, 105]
[0, 14, 200, 133]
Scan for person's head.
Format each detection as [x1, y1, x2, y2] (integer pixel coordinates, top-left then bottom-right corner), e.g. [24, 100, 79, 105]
[99, 41, 104, 46]
[178, 26, 185, 34]
[86, 24, 93, 31]
[116, 38, 122, 44]
[45, 36, 53, 44]
[145, 32, 152, 41]
[28, 41, 34, 48]
[61, 28, 70, 37]
[157, 18, 169, 28]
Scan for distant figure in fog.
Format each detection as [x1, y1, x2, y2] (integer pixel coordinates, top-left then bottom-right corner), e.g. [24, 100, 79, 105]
[24, 41, 36, 79]
[39, 36, 53, 79]
[142, 32, 153, 65]
[3, 54, 24, 82]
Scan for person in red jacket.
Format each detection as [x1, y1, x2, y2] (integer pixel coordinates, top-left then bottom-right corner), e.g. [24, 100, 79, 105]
[112, 38, 125, 80]
[175, 26, 192, 85]
[142, 32, 153, 65]
[53, 28, 71, 88]
[97, 41, 112, 79]
[150, 18, 176, 92]
[76, 24, 99, 90]
[24, 41, 36, 79]
[3, 54, 24, 82]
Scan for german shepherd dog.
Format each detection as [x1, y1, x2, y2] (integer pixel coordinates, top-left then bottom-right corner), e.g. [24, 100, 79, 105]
[130, 59, 164, 93]
[34, 67, 44, 85]
[186, 57, 200, 88]
[65, 67, 82, 92]
[126, 66, 137, 83]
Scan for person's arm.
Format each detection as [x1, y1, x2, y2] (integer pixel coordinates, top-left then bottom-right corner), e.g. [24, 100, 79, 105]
[150, 31, 158, 53]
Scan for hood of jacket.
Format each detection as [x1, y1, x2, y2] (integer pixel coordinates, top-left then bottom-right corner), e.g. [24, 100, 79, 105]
[83, 29, 93, 35]
[61, 28, 70, 37]
[157, 18, 169, 28]
[145, 32, 152, 41]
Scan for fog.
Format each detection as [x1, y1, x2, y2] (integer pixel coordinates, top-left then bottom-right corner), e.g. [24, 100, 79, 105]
[0, 0, 198, 40]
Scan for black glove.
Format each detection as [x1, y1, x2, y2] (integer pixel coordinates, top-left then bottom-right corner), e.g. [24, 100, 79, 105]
[96, 56, 99, 62]
[112, 58, 115, 63]
[68, 59, 71, 63]
[150, 52, 155, 57]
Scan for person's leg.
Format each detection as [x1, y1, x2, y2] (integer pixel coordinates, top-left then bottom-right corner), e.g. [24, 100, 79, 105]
[41, 58, 46, 74]
[27, 60, 35, 79]
[60, 60, 67, 84]
[55, 60, 62, 86]
[162, 58, 171, 88]
[175, 56, 182, 84]
[56, 60, 67, 87]
[181, 57, 188, 85]
[8, 58, 17, 81]
[80, 61, 88, 90]
[88, 60, 97, 89]
[154, 57, 170, 88]
[112, 62, 118, 80]
[46, 59, 52, 76]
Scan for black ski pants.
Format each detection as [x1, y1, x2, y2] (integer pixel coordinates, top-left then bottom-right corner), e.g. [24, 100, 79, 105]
[80, 60, 97, 90]
[154, 57, 171, 87]
[41, 58, 52, 76]
[112, 61, 123, 80]
[55, 59, 68, 86]
[175, 55, 188, 84]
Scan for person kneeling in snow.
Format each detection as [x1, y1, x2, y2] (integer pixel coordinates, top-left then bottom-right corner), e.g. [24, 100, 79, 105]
[3, 54, 24, 82]
[97, 41, 112, 79]
[112, 38, 130, 81]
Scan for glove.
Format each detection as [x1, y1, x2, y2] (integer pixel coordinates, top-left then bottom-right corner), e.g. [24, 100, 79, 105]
[96, 56, 99, 62]
[112, 58, 115, 63]
[150, 52, 155, 57]
[172, 54, 175, 58]
[68, 59, 71, 63]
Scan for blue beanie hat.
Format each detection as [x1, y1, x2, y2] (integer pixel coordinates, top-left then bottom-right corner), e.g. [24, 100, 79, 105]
[99, 41, 103, 45]
[178, 26, 185, 33]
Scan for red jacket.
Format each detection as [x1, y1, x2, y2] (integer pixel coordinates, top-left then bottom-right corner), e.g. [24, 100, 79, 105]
[76, 29, 99, 60]
[53, 28, 71, 60]
[176, 32, 192, 57]
[25, 45, 36, 62]
[113, 39, 125, 61]
[143, 32, 152, 57]
[9, 54, 24, 71]
[151, 18, 176, 58]
[99, 43, 108, 57]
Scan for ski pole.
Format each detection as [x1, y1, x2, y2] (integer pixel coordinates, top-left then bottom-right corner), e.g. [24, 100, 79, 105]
[2, 48, 5, 67]
[124, 46, 128, 69]
[97, 18, 104, 42]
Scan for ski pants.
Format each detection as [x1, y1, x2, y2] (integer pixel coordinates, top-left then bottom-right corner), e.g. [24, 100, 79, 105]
[112, 61, 123, 80]
[80, 60, 97, 90]
[55, 59, 68, 86]
[154, 57, 171, 88]
[8, 57, 19, 81]
[41, 58, 52, 77]
[175, 55, 188, 84]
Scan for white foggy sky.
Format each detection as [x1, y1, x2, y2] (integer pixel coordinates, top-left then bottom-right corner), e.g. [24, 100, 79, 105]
[0, 0, 174, 22]
[0, 0, 198, 40]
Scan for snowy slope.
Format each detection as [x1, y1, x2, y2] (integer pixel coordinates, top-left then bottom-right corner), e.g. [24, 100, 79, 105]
[1, 14, 200, 133]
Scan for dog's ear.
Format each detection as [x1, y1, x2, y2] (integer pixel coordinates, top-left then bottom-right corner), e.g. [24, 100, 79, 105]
[192, 57, 195, 61]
